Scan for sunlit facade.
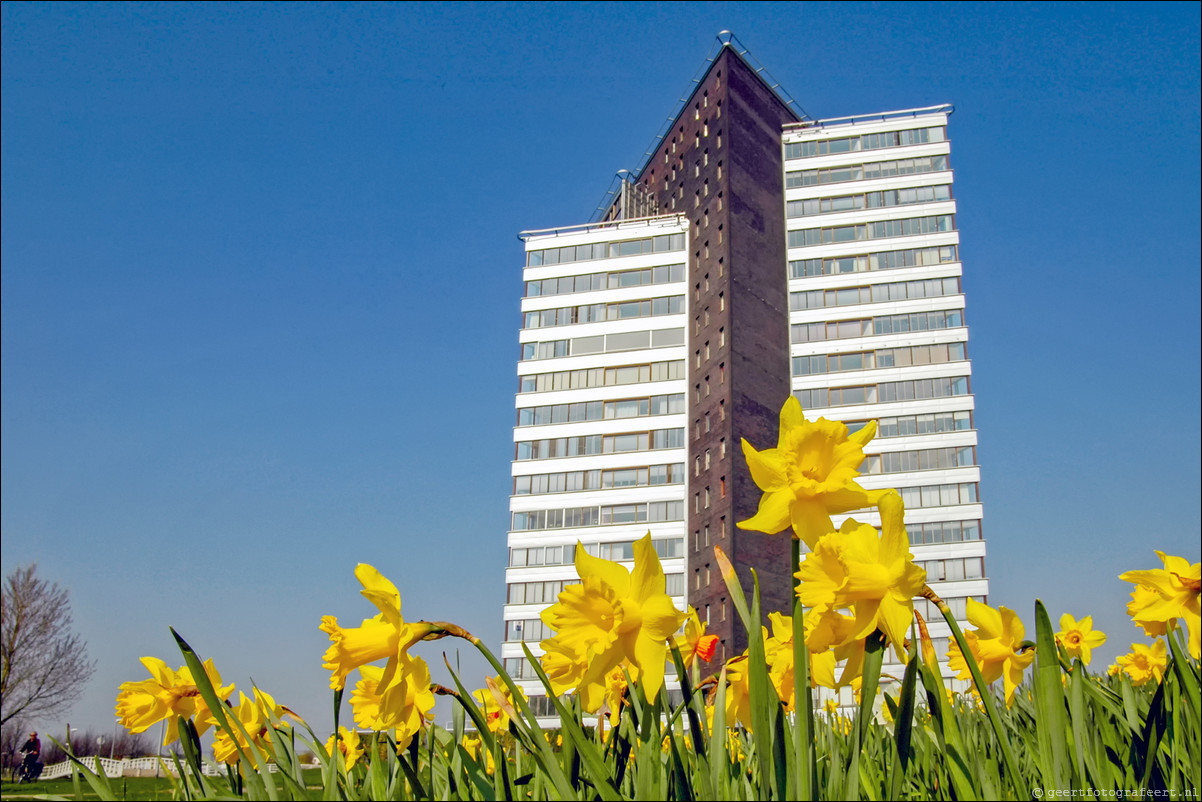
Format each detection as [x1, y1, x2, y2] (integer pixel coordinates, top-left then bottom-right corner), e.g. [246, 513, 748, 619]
[783, 108, 986, 697]
[504, 217, 691, 710]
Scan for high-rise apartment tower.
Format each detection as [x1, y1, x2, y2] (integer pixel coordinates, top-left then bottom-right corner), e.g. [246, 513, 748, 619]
[505, 37, 987, 708]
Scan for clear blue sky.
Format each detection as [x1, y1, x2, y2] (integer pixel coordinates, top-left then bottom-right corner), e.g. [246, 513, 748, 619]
[3, 1, 1199, 735]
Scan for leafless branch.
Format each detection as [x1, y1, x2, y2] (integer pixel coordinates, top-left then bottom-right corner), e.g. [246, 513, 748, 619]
[1, 564, 96, 726]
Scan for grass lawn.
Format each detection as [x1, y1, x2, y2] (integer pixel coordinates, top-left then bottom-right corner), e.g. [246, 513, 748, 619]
[0, 775, 175, 800]
[0, 769, 326, 800]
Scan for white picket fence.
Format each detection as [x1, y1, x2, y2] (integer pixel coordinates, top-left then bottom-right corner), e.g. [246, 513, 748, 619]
[39, 755, 289, 780]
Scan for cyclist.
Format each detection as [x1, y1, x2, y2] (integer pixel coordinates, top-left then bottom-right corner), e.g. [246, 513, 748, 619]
[18, 731, 41, 783]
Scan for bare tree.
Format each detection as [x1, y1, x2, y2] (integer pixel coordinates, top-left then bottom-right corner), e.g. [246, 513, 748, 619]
[67, 726, 152, 759]
[1, 564, 96, 726]
[1, 719, 29, 778]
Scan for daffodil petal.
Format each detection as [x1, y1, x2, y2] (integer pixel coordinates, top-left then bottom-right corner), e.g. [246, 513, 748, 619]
[999, 606, 1026, 643]
[641, 593, 687, 641]
[741, 440, 789, 492]
[1133, 595, 1194, 624]
[967, 598, 1004, 638]
[848, 419, 878, 447]
[1120, 569, 1179, 596]
[635, 633, 668, 700]
[877, 597, 913, 652]
[629, 534, 666, 602]
[355, 564, 403, 626]
[789, 498, 835, 546]
[575, 543, 632, 594]
[737, 488, 794, 535]
[848, 597, 884, 642]
[876, 491, 907, 564]
[140, 657, 173, 686]
[577, 649, 623, 713]
[777, 396, 805, 447]
[811, 650, 837, 688]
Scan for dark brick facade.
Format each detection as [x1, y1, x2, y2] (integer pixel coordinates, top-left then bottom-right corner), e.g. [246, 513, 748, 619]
[635, 47, 797, 658]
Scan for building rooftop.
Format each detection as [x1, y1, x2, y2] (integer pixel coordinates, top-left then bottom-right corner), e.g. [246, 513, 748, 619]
[591, 31, 807, 223]
[785, 104, 955, 132]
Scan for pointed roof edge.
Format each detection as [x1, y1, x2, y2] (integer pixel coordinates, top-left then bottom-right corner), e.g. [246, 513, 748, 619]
[591, 32, 808, 221]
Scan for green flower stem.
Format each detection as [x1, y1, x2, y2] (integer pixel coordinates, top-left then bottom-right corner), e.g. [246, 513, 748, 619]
[670, 642, 709, 759]
[791, 537, 815, 802]
[847, 630, 888, 802]
[887, 637, 919, 801]
[325, 687, 343, 802]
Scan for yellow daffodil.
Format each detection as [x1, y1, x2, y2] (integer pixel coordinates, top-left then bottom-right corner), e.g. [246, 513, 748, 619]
[947, 599, 1034, 706]
[763, 612, 795, 710]
[461, 734, 495, 774]
[1126, 584, 1168, 638]
[115, 657, 234, 743]
[320, 564, 437, 692]
[794, 493, 924, 654]
[540, 638, 587, 696]
[1055, 613, 1107, 665]
[721, 654, 753, 730]
[212, 689, 290, 766]
[675, 607, 720, 669]
[539, 533, 686, 711]
[1112, 641, 1168, 686]
[472, 678, 526, 736]
[737, 396, 885, 545]
[832, 493, 926, 652]
[851, 675, 865, 704]
[821, 701, 854, 735]
[348, 665, 387, 730]
[703, 705, 746, 760]
[794, 532, 847, 615]
[810, 649, 838, 689]
[348, 655, 434, 748]
[813, 639, 866, 691]
[880, 689, 897, 724]
[324, 726, 365, 770]
[601, 665, 633, 728]
[1120, 551, 1201, 660]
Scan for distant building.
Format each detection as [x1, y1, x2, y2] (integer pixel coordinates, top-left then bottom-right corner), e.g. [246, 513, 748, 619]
[504, 36, 986, 710]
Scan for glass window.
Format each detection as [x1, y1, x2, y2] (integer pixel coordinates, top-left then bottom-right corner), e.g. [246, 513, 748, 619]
[652, 328, 684, 347]
[571, 336, 603, 355]
[608, 330, 650, 351]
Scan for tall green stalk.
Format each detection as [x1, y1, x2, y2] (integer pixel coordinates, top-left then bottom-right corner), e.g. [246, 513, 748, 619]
[932, 598, 1027, 799]
[791, 537, 815, 802]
